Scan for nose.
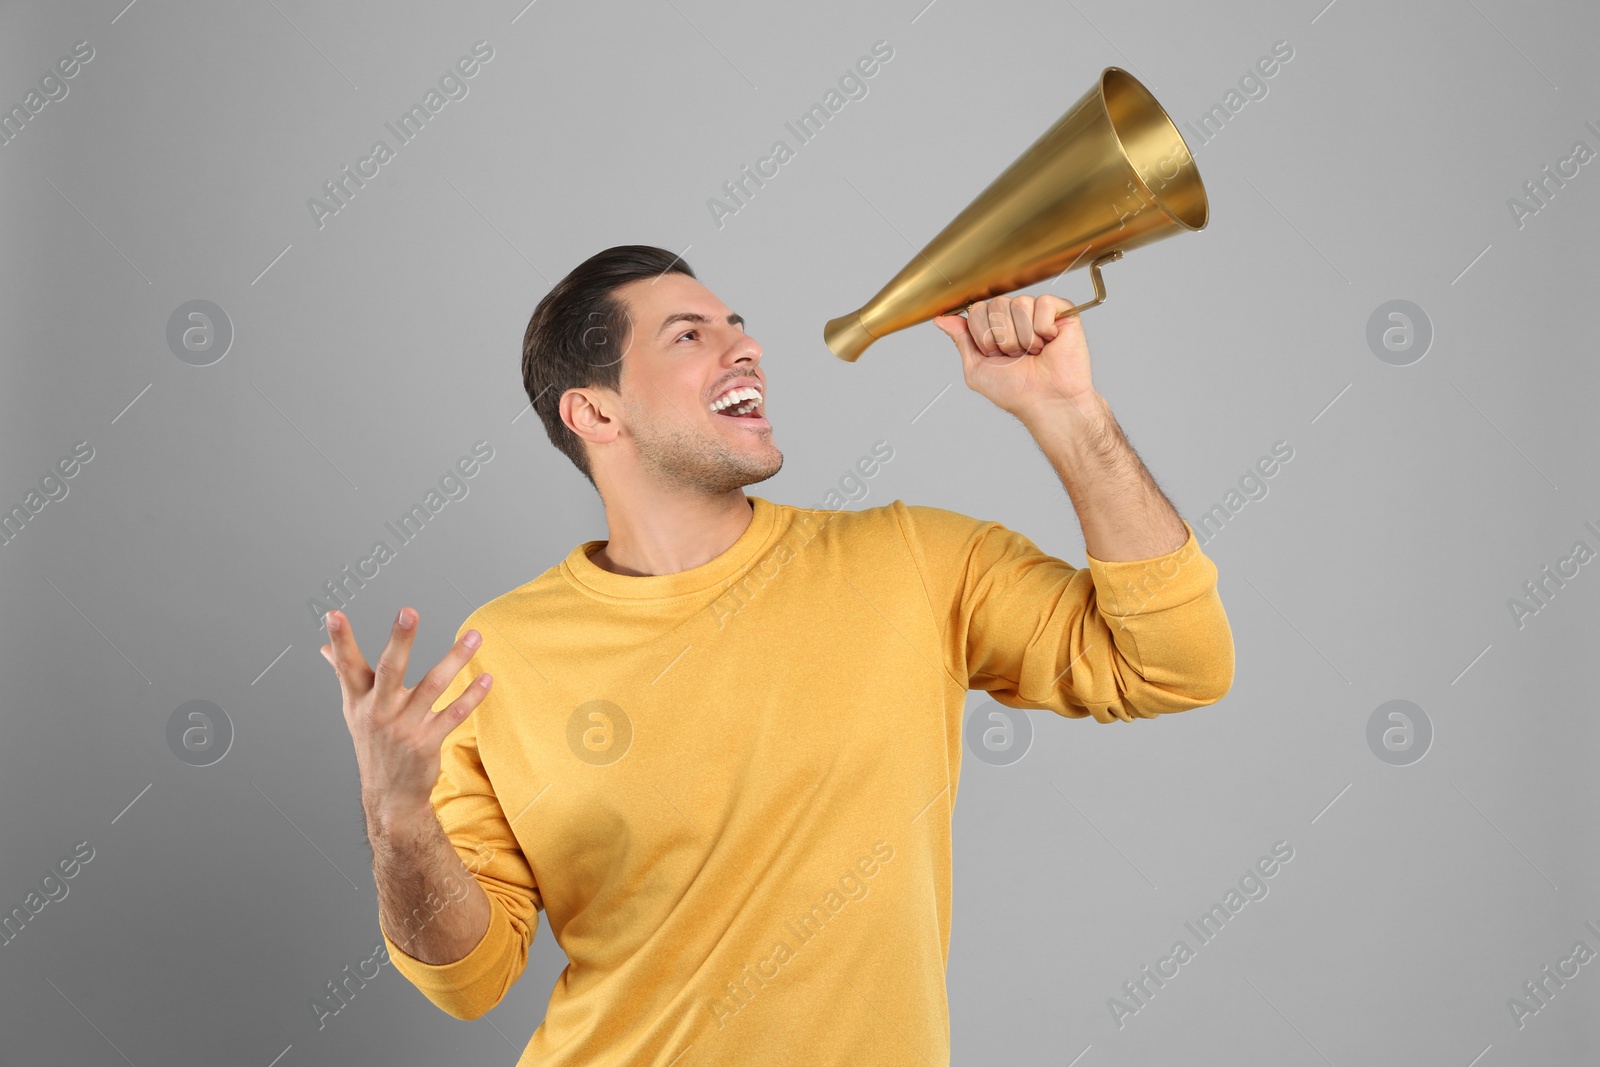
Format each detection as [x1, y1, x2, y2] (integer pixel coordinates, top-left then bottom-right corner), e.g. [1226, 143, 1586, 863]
[727, 329, 761, 366]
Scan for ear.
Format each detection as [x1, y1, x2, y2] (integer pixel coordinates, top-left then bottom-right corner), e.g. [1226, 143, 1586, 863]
[562, 388, 620, 447]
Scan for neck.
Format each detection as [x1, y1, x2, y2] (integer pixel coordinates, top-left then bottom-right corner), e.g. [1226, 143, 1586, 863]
[591, 486, 754, 577]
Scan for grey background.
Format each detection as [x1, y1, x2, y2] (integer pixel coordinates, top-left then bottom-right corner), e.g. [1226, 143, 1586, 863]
[2, 0, 1595, 1063]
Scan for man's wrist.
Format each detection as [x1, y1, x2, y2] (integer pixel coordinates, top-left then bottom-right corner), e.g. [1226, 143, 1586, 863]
[1015, 389, 1116, 450]
[365, 794, 435, 848]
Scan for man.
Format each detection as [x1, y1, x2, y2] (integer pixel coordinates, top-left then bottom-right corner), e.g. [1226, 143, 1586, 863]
[321, 244, 1233, 1065]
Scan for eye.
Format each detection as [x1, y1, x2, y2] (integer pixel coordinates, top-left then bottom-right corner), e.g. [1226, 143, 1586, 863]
[675, 329, 698, 343]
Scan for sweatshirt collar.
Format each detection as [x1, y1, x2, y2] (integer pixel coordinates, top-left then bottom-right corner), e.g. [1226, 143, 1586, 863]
[561, 496, 777, 601]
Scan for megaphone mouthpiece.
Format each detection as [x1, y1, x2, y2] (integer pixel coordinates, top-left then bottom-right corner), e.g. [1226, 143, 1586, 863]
[822, 312, 877, 365]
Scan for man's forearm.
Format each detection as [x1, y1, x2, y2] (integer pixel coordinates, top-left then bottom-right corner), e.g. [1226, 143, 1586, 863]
[1017, 390, 1188, 562]
[369, 804, 492, 965]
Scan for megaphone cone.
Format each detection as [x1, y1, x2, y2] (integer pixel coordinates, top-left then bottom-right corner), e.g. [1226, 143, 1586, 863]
[824, 67, 1207, 362]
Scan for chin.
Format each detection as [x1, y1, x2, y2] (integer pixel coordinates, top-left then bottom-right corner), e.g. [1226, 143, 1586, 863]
[739, 450, 783, 486]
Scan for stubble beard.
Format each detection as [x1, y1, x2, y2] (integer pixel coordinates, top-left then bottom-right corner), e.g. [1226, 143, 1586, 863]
[633, 406, 783, 496]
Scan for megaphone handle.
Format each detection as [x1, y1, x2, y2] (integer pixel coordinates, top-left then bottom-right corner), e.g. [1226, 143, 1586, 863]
[943, 250, 1125, 321]
[1054, 250, 1123, 319]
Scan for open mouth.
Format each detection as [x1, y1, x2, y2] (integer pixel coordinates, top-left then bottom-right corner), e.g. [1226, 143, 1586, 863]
[709, 386, 765, 420]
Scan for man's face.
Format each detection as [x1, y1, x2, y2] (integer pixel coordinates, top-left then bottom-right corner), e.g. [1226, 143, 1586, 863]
[593, 272, 782, 494]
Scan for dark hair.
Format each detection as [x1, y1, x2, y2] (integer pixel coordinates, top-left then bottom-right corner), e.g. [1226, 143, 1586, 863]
[521, 245, 695, 488]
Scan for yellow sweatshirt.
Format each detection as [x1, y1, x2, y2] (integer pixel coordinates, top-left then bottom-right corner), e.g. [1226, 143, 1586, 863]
[379, 495, 1233, 1065]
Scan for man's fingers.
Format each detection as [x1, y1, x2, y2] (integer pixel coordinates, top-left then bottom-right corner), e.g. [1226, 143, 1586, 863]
[371, 606, 420, 705]
[408, 627, 485, 722]
[1033, 293, 1072, 341]
[942, 295, 1067, 360]
[426, 671, 494, 747]
[985, 300, 1023, 356]
[324, 610, 374, 700]
[966, 300, 997, 357]
[972, 298, 1028, 357]
[1009, 296, 1038, 354]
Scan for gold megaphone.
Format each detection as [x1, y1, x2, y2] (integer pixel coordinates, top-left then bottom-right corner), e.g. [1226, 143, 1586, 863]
[824, 67, 1208, 362]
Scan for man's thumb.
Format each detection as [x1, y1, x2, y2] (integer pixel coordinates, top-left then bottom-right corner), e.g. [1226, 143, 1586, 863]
[933, 314, 979, 363]
[933, 314, 965, 345]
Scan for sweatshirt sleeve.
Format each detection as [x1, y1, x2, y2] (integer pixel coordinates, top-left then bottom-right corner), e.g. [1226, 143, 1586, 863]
[378, 628, 542, 1020]
[895, 503, 1234, 722]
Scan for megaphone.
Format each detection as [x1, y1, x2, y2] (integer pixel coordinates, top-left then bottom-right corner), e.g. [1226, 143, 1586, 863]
[823, 67, 1208, 362]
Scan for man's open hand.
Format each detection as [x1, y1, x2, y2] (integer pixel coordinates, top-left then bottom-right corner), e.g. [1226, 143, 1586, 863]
[933, 293, 1095, 420]
[320, 607, 492, 827]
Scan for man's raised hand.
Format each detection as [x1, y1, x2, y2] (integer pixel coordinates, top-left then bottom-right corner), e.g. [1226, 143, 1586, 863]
[932, 292, 1097, 422]
[320, 606, 492, 830]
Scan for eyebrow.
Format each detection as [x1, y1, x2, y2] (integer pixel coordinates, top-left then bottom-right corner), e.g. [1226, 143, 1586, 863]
[656, 311, 745, 340]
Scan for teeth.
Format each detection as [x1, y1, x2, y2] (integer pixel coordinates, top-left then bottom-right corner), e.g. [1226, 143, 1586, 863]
[709, 386, 762, 413]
